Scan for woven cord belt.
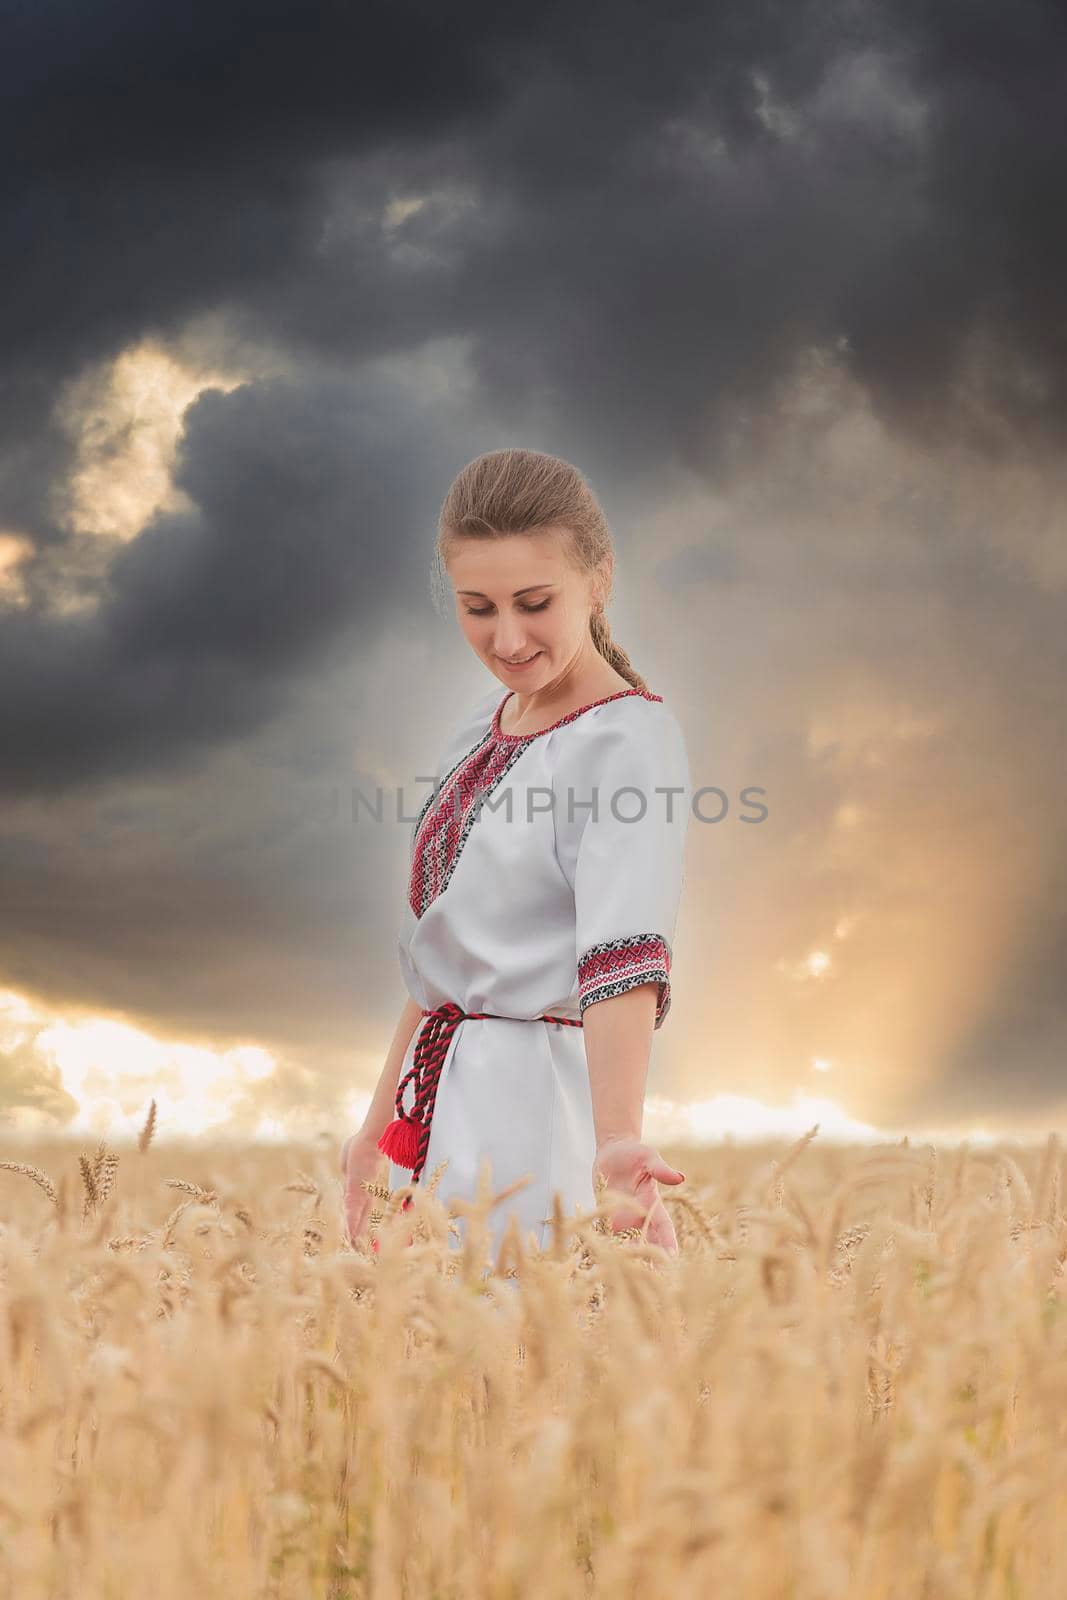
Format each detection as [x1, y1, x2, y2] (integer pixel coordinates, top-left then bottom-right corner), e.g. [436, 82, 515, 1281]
[376, 1000, 584, 1189]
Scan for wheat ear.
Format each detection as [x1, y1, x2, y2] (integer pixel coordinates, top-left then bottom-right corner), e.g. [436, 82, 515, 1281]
[0, 1162, 59, 1205]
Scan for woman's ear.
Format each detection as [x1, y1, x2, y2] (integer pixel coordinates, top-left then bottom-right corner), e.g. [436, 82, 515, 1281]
[592, 555, 614, 612]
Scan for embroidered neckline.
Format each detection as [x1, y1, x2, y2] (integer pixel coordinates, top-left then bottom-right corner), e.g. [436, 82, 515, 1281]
[407, 684, 664, 919]
[492, 687, 662, 743]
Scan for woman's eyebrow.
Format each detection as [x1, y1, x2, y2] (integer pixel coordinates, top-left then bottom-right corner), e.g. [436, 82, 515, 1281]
[456, 583, 558, 598]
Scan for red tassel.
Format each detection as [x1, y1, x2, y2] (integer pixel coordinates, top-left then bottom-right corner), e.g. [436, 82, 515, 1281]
[377, 1114, 421, 1169]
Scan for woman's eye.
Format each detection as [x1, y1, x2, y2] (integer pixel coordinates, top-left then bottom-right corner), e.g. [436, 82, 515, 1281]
[464, 599, 551, 617]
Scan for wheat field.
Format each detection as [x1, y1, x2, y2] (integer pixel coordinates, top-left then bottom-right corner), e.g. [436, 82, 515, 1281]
[1, 1109, 1065, 1599]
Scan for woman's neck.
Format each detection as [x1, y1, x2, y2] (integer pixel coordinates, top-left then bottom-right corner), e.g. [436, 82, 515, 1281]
[498, 655, 633, 736]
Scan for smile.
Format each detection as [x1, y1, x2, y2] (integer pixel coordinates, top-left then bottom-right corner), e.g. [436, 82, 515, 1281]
[499, 652, 542, 666]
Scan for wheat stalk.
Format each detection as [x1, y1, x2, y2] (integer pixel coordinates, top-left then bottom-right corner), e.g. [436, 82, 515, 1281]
[663, 1190, 723, 1247]
[79, 1153, 99, 1219]
[164, 1178, 218, 1203]
[768, 1124, 820, 1207]
[160, 1199, 198, 1250]
[137, 1098, 157, 1153]
[93, 1144, 120, 1206]
[284, 1172, 319, 1196]
[0, 1162, 59, 1205]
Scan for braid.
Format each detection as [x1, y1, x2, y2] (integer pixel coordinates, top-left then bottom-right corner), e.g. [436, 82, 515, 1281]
[589, 609, 649, 693]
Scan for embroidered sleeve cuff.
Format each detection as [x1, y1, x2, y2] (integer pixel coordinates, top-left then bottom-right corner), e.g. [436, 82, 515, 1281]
[577, 933, 672, 1029]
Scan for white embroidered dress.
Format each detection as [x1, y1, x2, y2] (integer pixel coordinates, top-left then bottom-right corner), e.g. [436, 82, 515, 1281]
[388, 683, 691, 1255]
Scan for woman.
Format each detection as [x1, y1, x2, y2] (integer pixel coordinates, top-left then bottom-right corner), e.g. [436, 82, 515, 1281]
[341, 448, 690, 1259]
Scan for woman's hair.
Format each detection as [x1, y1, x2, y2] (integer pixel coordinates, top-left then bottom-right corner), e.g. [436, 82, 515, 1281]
[432, 448, 649, 693]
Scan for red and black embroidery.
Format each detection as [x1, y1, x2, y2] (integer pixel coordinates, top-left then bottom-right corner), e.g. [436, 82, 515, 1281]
[577, 933, 672, 1028]
[491, 687, 662, 744]
[408, 731, 528, 918]
[408, 687, 663, 920]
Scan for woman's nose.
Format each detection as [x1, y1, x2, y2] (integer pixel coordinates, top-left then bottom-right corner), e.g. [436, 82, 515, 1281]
[494, 618, 529, 655]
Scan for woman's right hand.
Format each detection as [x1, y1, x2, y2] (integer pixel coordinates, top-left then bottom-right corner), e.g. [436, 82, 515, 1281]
[339, 1131, 387, 1248]
[592, 1136, 685, 1254]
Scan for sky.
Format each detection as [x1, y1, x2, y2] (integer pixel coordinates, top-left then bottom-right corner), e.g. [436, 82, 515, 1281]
[2, 0, 1066, 1149]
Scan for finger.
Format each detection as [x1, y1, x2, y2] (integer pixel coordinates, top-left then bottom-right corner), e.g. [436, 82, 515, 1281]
[647, 1155, 686, 1185]
[342, 1196, 367, 1241]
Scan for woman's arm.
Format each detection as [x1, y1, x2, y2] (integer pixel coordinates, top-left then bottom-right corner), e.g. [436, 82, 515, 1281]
[583, 981, 658, 1144]
[583, 981, 687, 1251]
[342, 993, 424, 1161]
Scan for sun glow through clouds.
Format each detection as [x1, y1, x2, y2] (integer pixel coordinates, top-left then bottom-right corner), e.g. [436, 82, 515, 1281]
[0, 989, 280, 1140]
[50, 340, 250, 544]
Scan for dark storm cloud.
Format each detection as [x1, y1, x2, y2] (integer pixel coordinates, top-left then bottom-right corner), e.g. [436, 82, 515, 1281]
[3, 0, 1066, 521]
[2, 0, 1064, 676]
[0, 369, 462, 796]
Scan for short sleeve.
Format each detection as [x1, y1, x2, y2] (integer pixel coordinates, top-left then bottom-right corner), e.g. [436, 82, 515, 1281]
[553, 699, 691, 1030]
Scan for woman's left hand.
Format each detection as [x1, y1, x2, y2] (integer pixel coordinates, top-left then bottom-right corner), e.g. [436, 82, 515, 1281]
[592, 1137, 686, 1254]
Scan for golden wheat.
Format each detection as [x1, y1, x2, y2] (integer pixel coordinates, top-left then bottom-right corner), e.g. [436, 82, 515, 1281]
[0, 1129, 1064, 1595]
[0, 1161, 58, 1205]
[137, 1097, 157, 1154]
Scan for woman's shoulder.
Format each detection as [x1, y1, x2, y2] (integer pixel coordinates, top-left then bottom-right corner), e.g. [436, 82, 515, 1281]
[571, 687, 685, 743]
[548, 688, 689, 781]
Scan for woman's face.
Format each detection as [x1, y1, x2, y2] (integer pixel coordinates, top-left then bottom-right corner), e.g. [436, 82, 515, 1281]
[447, 528, 605, 691]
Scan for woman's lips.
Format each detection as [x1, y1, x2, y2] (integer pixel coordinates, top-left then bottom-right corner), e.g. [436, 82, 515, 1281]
[499, 651, 542, 670]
